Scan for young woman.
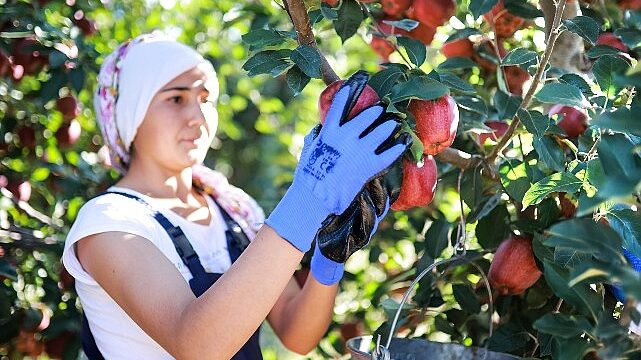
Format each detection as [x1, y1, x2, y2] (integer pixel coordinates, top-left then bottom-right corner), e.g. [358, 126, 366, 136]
[62, 32, 410, 359]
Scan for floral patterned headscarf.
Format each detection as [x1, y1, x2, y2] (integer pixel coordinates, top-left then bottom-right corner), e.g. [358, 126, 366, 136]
[94, 32, 264, 239]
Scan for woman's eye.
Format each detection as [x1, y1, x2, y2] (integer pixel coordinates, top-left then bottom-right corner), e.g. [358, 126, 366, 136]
[170, 96, 182, 104]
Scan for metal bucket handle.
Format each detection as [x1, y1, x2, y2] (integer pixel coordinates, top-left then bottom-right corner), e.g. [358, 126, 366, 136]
[378, 255, 494, 360]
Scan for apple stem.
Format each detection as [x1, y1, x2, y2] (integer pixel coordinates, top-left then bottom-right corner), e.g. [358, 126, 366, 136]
[487, 0, 568, 163]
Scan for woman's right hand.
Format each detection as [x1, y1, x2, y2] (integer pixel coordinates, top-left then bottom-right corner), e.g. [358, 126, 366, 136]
[265, 71, 411, 253]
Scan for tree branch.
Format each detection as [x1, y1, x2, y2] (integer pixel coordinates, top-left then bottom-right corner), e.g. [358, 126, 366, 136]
[487, 0, 568, 162]
[283, 0, 339, 84]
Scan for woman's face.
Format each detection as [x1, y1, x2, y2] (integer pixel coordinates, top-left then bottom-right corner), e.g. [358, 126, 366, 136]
[131, 64, 218, 172]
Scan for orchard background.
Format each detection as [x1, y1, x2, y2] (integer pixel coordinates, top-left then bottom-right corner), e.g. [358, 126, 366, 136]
[2, 0, 641, 359]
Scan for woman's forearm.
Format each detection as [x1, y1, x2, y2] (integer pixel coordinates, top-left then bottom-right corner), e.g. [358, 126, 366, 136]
[174, 225, 304, 359]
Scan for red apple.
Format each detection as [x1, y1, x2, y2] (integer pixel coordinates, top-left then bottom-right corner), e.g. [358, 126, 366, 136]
[56, 95, 80, 120]
[11, 37, 47, 76]
[391, 156, 438, 211]
[406, 21, 437, 46]
[558, 193, 576, 218]
[45, 331, 74, 359]
[473, 40, 504, 73]
[442, 38, 474, 58]
[410, 0, 456, 28]
[371, 37, 395, 60]
[382, 0, 412, 18]
[319, 80, 380, 125]
[55, 119, 81, 147]
[322, 0, 339, 6]
[504, 65, 530, 96]
[488, 235, 542, 296]
[339, 321, 365, 343]
[596, 32, 628, 52]
[17, 125, 37, 149]
[483, 0, 525, 39]
[548, 104, 588, 138]
[477, 120, 509, 145]
[618, 0, 641, 10]
[73, 11, 97, 36]
[408, 95, 459, 155]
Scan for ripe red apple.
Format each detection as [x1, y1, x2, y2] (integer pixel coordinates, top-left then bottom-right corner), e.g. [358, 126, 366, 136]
[339, 321, 365, 343]
[391, 156, 438, 211]
[322, 0, 339, 6]
[409, 0, 456, 28]
[548, 104, 588, 138]
[11, 37, 47, 76]
[408, 95, 459, 155]
[15, 330, 45, 357]
[477, 120, 509, 145]
[45, 331, 74, 359]
[56, 95, 80, 120]
[6, 179, 32, 202]
[406, 21, 437, 46]
[488, 235, 542, 296]
[596, 32, 628, 52]
[17, 125, 37, 149]
[382, 0, 412, 18]
[318, 80, 380, 125]
[371, 37, 395, 60]
[483, 0, 525, 39]
[442, 38, 474, 58]
[55, 119, 81, 147]
[473, 40, 504, 73]
[558, 193, 576, 218]
[504, 65, 529, 96]
[618, 0, 641, 10]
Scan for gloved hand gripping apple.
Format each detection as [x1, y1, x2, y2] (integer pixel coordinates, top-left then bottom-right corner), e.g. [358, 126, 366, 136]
[265, 71, 410, 257]
[308, 71, 411, 285]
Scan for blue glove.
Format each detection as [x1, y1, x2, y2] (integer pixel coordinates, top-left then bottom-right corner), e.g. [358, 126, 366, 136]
[265, 71, 409, 254]
[609, 248, 641, 302]
[311, 195, 391, 285]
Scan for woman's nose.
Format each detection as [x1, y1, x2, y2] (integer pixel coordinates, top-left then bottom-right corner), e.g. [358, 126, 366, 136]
[187, 102, 207, 127]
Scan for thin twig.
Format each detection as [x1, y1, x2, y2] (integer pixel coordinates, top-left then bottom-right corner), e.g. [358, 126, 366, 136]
[487, 0, 569, 162]
[360, 3, 414, 69]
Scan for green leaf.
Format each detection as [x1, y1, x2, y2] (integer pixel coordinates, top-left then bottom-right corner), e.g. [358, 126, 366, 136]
[455, 95, 487, 116]
[499, 159, 531, 202]
[30, 167, 50, 182]
[493, 90, 521, 120]
[467, 191, 502, 223]
[386, 76, 448, 104]
[545, 219, 624, 263]
[552, 338, 596, 360]
[615, 28, 641, 49]
[592, 55, 630, 97]
[607, 208, 641, 260]
[241, 29, 293, 50]
[242, 49, 292, 77]
[445, 28, 482, 43]
[290, 45, 322, 79]
[382, 19, 419, 32]
[523, 172, 582, 207]
[437, 57, 478, 71]
[554, 248, 590, 268]
[592, 106, 641, 136]
[517, 109, 549, 139]
[320, 3, 338, 20]
[597, 133, 641, 198]
[501, 48, 538, 66]
[532, 232, 555, 263]
[48, 50, 67, 68]
[543, 259, 603, 319]
[533, 313, 592, 338]
[285, 66, 310, 96]
[559, 73, 594, 96]
[535, 83, 587, 108]
[439, 72, 475, 93]
[0, 260, 17, 281]
[504, 0, 543, 18]
[469, 0, 499, 19]
[533, 136, 566, 173]
[562, 16, 600, 45]
[425, 219, 451, 258]
[369, 67, 405, 98]
[334, 0, 364, 43]
[476, 204, 510, 249]
[397, 37, 426, 67]
[586, 45, 624, 58]
[68, 67, 85, 94]
[452, 284, 481, 314]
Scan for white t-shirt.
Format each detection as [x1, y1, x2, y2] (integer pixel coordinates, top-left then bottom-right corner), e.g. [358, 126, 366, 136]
[62, 186, 235, 359]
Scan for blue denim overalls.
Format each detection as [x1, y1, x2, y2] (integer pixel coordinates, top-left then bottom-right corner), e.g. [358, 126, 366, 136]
[80, 191, 262, 359]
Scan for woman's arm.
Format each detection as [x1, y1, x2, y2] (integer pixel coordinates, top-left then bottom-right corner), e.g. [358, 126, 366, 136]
[77, 224, 303, 360]
[266, 274, 338, 354]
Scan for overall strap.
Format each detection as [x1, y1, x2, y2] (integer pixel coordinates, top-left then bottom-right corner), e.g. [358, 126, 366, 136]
[210, 197, 251, 262]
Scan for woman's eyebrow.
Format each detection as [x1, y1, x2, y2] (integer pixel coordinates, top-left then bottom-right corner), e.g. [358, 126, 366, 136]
[160, 85, 209, 94]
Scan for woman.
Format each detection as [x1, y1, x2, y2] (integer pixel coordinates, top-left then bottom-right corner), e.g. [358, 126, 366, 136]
[62, 32, 410, 359]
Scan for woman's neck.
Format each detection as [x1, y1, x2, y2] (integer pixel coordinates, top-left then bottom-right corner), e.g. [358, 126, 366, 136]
[116, 158, 195, 203]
